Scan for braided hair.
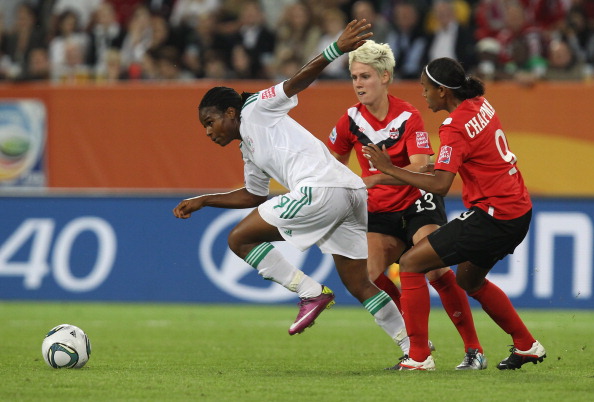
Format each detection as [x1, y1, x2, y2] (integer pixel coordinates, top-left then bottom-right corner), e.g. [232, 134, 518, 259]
[199, 86, 241, 114]
[199, 86, 257, 114]
[424, 58, 485, 100]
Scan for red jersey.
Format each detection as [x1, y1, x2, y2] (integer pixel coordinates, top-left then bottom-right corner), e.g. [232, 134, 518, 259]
[328, 95, 434, 212]
[434, 97, 532, 219]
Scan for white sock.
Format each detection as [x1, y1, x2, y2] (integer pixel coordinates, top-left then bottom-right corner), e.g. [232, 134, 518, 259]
[363, 291, 410, 355]
[244, 242, 322, 298]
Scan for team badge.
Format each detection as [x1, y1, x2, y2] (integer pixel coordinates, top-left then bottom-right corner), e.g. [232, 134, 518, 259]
[416, 131, 429, 148]
[389, 127, 400, 140]
[329, 128, 337, 144]
[244, 136, 255, 153]
[261, 86, 276, 99]
[437, 145, 452, 164]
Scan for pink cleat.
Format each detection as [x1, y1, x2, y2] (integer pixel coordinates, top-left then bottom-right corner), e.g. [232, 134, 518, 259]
[288, 286, 335, 335]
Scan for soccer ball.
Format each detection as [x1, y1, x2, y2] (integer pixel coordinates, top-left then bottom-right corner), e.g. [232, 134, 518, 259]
[41, 324, 91, 369]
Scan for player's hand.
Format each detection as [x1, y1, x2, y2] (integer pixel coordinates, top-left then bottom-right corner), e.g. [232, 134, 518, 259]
[362, 143, 393, 174]
[336, 19, 373, 53]
[172, 197, 203, 219]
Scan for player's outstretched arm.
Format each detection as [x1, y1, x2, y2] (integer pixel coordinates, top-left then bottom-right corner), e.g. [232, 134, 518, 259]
[172, 188, 267, 219]
[283, 19, 372, 98]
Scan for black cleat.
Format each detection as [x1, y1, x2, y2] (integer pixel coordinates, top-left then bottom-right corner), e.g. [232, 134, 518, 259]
[497, 341, 546, 370]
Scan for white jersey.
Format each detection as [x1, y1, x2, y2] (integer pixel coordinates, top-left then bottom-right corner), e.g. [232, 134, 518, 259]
[239, 82, 365, 196]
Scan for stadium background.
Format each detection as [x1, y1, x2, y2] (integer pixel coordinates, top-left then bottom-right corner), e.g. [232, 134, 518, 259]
[0, 81, 593, 309]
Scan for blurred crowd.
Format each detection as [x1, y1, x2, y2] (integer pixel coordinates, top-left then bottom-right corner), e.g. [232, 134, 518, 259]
[1, 0, 593, 85]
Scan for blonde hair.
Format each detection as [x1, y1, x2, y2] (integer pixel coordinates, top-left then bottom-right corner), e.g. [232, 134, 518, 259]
[348, 40, 395, 83]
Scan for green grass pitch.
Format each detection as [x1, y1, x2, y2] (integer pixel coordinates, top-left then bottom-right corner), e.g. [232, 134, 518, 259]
[0, 301, 591, 401]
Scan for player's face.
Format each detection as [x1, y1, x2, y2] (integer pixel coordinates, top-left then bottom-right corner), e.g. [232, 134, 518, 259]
[350, 61, 389, 106]
[199, 106, 241, 146]
[420, 73, 445, 112]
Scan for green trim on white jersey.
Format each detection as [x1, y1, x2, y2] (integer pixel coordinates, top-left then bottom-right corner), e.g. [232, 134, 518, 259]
[242, 93, 259, 110]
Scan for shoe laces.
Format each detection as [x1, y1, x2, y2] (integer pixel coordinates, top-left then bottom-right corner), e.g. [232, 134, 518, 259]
[297, 299, 307, 307]
[297, 296, 316, 308]
[463, 349, 478, 365]
[503, 345, 524, 365]
[295, 296, 318, 319]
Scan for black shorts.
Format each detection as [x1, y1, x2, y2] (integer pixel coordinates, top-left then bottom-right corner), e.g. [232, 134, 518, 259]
[427, 206, 532, 270]
[368, 192, 447, 248]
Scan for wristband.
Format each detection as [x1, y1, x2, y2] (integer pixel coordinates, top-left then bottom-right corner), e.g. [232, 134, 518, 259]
[322, 42, 344, 62]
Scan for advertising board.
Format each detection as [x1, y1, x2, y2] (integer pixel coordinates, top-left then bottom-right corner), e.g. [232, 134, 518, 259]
[0, 196, 591, 309]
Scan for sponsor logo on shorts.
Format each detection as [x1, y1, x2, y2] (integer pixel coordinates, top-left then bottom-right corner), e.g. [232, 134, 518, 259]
[437, 145, 452, 164]
[261, 86, 276, 99]
[416, 131, 430, 148]
[455, 210, 475, 220]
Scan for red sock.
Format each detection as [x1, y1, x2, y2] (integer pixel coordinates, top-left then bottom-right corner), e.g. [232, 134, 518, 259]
[469, 279, 535, 350]
[430, 269, 482, 353]
[373, 273, 402, 313]
[400, 272, 431, 361]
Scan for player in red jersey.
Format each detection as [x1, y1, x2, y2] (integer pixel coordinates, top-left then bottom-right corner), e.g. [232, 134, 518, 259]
[327, 41, 485, 370]
[363, 57, 546, 371]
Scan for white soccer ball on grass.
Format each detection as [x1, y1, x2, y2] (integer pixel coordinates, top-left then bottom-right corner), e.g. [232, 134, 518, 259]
[41, 324, 91, 369]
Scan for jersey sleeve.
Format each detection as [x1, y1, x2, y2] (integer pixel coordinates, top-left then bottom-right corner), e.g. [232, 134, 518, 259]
[241, 146, 270, 196]
[327, 113, 353, 156]
[434, 123, 468, 174]
[243, 82, 297, 127]
[403, 111, 434, 157]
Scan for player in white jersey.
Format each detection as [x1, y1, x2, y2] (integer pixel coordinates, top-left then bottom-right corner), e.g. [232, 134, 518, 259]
[173, 20, 412, 361]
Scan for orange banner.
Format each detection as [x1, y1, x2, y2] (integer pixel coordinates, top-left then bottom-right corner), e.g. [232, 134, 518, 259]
[1, 80, 592, 195]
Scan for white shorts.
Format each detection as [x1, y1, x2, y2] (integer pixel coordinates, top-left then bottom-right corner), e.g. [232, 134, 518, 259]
[258, 186, 368, 259]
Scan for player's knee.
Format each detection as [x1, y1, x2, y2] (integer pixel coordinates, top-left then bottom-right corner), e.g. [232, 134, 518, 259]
[398, 252, 415, 273]
[227, 226, 246, 258]
[424, 268, 440, 282]
[455, 273, 482, 293]
[366, 262, 385, 281]
[455, 275, 471, 292]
